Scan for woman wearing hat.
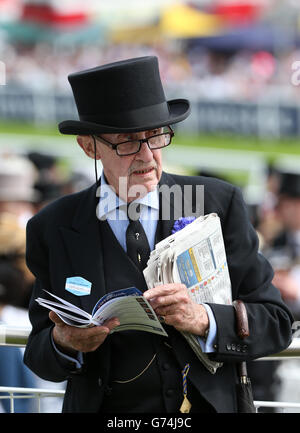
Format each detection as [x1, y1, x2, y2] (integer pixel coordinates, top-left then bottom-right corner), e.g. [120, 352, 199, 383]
[24, 57, 292, 413]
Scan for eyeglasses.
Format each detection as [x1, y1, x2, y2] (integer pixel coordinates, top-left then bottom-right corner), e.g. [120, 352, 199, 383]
[94, 126, 174, 156]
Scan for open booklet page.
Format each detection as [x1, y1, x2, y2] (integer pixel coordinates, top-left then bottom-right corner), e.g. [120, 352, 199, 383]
[143, 213, 232, 374]
[36, 287, 168, 337]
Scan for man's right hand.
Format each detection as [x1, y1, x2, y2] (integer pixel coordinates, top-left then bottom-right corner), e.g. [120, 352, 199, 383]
[49, 311, 120, 355]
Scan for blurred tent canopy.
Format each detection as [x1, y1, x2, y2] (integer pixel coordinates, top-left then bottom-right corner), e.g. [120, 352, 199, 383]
[21, 1, 89, 27]
[0, 0, 108, 45]
[159, 3, 223, 38]
[187, 22, 297, 52]
[0, 20, 107, 45]
[110, 25, 163, 45]
[111, 3, 223, 44]
[1, 0, 297, 50]
[209, 1, 265, 27]
[109, 2, 275, 48]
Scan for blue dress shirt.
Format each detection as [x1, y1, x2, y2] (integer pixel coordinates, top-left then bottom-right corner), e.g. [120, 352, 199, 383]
[96, 172, 159, 252]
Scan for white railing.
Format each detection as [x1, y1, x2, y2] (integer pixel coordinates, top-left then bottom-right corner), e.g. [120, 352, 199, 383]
[0, 325, 32, 347]
[1, 325, 300, 413]
[0, 386, 65, 413]
[257, 337, 300, 360]
[255, 400, 300, 412]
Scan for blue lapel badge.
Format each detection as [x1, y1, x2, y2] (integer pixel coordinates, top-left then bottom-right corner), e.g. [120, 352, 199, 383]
[65, 276, 92, 296]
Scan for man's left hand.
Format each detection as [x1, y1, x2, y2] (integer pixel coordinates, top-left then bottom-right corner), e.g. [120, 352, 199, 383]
[144, 283, 209, 336]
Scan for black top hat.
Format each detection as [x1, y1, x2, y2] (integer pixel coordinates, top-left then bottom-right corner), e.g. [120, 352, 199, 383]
[58, 56, 190, 135]
[279, 172, 300, 198]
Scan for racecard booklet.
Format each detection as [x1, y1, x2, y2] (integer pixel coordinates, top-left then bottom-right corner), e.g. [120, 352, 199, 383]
[36, 287, 167, 337]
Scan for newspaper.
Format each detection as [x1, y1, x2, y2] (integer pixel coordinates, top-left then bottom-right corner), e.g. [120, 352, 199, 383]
[143, 213, 232, 374]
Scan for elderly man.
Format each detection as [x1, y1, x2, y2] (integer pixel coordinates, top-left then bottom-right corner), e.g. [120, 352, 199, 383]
[24, 57, 292, 413]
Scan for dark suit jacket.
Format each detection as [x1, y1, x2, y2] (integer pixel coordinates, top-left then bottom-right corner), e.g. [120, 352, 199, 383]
[24, 172, 293, 412]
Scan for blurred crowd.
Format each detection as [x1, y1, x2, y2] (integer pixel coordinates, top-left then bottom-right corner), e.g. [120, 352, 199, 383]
[247, 166, 300, 411]
[0, 150, 93, 412]
[254, 168, 300, 322]
[0, 146, 300, 411]
[3, 41, 300, 102]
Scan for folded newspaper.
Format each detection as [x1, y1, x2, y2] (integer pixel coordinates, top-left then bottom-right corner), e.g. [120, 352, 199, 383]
[36, 287, 168, 337]
[143, 213, 232, 374]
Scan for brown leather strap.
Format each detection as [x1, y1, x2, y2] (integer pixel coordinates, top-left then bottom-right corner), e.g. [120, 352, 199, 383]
[233, 300, 249, 339]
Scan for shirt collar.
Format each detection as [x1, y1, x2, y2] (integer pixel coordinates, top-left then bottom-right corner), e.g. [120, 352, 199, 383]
[97, 171, 159, 220]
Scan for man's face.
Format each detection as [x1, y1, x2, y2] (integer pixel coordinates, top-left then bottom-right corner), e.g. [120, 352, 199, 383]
[77, 128, 163, 202]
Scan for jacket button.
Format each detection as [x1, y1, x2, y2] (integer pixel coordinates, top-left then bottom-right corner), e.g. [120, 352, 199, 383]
[98, 377, 103, 387]
[231, 344, 236, 351]
[226, 344, 231, 351]
[242, 345, 248, 353]
[166, 389, 174, 397]
[104, 385, 112, 395]
[162, 363, 170, 371]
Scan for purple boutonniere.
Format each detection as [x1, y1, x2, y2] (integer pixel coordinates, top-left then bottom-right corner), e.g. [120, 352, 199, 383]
[172, 216, 196, 234]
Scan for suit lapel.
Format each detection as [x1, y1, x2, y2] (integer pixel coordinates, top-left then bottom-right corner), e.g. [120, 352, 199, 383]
[59, 183, 106, 313]
[155, 172, 199, 243]
[155, 172, 176, 243]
